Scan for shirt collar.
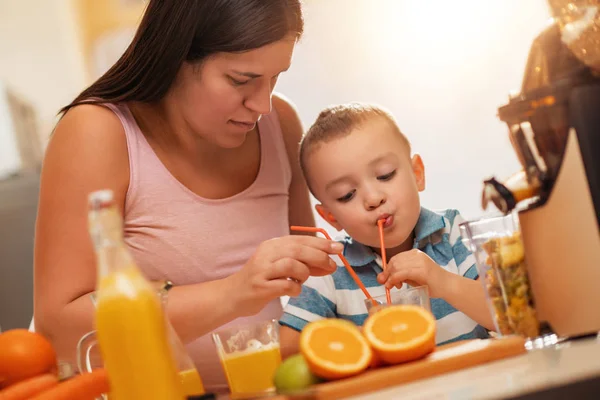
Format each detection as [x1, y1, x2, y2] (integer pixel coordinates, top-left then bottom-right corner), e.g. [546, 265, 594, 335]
[414, 207, 447, 242]
[341, 207, 446, 267]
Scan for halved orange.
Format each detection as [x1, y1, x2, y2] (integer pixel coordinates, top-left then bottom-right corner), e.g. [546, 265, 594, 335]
[300, 319, 372, 380]
[363, 305, 436, 365]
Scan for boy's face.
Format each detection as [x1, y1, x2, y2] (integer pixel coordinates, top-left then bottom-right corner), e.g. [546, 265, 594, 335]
[308, 117, 425, 249]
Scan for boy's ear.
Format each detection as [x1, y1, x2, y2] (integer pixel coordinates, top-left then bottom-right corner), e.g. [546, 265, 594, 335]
[315, 204, 343, 231]
[411, 154, 426, 191]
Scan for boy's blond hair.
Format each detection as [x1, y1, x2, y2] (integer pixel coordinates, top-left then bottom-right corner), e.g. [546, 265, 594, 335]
[299, 103, 411, 193]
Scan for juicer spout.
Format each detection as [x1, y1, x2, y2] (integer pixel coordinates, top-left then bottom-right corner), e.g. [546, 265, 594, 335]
[482, 170, 541, 214]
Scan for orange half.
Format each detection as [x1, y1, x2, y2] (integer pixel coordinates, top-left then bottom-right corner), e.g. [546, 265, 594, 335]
[300, 319, 372, 380]
[363, 305, 436, 365]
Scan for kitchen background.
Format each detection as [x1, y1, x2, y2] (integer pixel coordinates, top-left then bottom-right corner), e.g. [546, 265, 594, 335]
[0, 0, 551, 330]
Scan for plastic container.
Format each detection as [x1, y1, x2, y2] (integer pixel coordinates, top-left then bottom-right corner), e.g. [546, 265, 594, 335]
[460, 214, 540, 338]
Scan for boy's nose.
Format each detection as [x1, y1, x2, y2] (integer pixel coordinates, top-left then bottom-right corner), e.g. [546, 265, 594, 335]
[365, 194, 386, 210]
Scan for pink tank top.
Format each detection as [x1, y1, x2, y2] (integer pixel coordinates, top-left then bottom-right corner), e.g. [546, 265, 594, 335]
[103, 103, 291, 392]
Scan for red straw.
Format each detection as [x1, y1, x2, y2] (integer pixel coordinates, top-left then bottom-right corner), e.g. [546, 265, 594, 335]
[290, 226, 376, 305]
[377, 219, 392, 305]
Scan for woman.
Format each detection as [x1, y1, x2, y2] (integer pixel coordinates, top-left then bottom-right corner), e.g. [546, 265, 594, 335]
[33, 0, 341, 392]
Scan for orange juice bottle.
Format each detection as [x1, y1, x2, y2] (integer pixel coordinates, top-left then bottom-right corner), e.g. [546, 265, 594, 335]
[88, 190, 184, 400]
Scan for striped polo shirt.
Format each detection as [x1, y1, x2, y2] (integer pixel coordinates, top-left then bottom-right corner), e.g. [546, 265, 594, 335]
[280, 207, 489, 345]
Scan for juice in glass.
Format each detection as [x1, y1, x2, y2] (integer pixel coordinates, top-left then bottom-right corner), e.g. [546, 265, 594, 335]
[213, 320, 281, 397]
[220, 344, 281, 394]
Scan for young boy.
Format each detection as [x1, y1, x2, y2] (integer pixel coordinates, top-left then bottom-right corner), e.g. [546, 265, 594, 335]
[279, 103, 493, 357]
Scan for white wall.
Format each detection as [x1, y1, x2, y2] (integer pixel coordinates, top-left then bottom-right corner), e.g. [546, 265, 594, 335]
[0, 0, 552, 227]
[277, 0, 552, 236]
[0, 0, 86, 145]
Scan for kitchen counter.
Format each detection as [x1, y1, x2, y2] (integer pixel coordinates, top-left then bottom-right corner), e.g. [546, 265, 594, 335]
[347, 335, 600, 399]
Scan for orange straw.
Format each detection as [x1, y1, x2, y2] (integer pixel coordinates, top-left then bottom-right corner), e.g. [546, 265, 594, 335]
[290, 226, 376, 305]
[377, 219, 392, 305]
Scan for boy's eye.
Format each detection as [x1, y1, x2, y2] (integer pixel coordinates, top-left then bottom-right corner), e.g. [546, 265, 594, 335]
[228, 76, 250, 86]
[336, 190, 356, 203]
[377, 170, 396, 181]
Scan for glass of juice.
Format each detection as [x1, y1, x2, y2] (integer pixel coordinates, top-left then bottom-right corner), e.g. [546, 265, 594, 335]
[212, 319, 281, 398]
[364, 285, 431, 315]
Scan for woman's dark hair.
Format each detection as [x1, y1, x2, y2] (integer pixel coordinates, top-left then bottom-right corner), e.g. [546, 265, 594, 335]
[60, 0, 303, 114]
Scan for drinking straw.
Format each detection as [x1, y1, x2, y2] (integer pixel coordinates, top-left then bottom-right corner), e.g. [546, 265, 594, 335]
[377, 219, 392, 305]
[290, 226, 376, 305]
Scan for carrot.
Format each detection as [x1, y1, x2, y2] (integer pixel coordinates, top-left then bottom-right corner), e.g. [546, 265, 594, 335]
[29, 369, 109, 400]
[0, 373, 59, 400]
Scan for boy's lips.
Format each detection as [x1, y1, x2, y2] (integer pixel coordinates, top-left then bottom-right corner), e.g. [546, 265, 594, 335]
[376, 214, 394, 228]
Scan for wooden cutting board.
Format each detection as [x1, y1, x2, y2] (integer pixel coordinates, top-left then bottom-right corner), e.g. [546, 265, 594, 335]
[272, 336, 526, 400]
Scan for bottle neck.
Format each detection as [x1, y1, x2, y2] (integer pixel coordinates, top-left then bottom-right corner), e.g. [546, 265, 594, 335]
[89, 205, 132, 279]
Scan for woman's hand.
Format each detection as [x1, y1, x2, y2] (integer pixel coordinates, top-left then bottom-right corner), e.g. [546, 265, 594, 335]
[229, 235, 343, 316]
[377, 249, 449, 298]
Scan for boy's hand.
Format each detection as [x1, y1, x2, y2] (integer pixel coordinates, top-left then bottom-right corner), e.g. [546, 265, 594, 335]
[376, 249, 450, 298]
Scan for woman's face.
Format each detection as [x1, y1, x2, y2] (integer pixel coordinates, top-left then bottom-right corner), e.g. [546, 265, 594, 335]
[170, 35, 297, 148]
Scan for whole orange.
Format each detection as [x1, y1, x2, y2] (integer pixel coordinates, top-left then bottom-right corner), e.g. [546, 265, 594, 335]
[0, 329, 57, 388]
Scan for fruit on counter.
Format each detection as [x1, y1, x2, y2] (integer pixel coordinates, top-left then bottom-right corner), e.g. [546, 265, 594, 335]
[0, 373, 59, 400]
[357, 326, 382, 369]
[29, 368, 110, 400]
[368, 351, 383, 369]
[0, 330, 58, 388]
[299, 319, 372, 380]
[363, 305, 436, 364]
[273, 354, 322, 393]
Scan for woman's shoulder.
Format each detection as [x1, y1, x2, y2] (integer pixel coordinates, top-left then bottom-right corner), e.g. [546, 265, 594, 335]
[271, 93, 303, 156]
[45, 103, 130, 201]
[55, 103, 127, 146]
[272, 93, 301, 130]
[272, 92, 297, 115]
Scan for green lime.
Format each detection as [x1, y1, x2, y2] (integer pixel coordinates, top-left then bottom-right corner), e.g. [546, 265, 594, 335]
[273, 354, 322, 392]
